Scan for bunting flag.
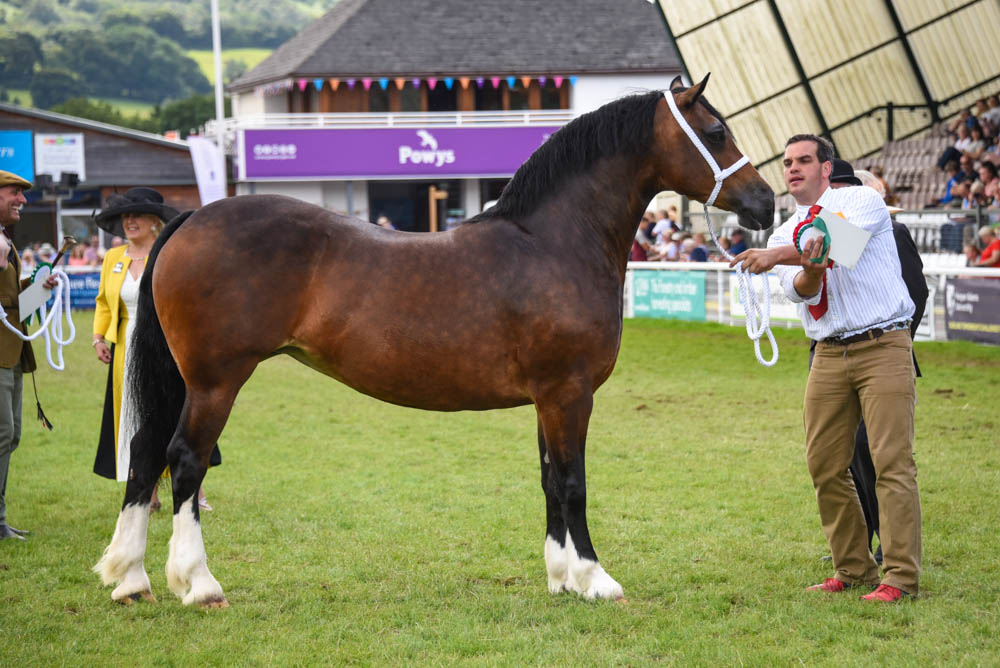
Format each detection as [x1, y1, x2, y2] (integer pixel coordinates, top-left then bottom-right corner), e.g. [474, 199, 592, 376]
[378, 78, 389, 90]
[506, 76, 516, 89]
[269, 74, 578, 96]
[297, 79, 308, 91]
[553, 76, 564, 87]
[521, 76, 531, 88]
[412, 78, 421, 88]
[459, 77, 470, 89]
[476, 77, 485, 88]
[346, 78, 356, 89]
[427, 77, 438, 90]
[362, 78, 372, 90]
[395, 78, 406, 90]
[490, 77, 501, 88]
[569, 75, 579, 86]
[313, 78, 324, 91]
[538, 76, 547, 86]
[329, 78, 340, 91]
[444, 77, 454, 90]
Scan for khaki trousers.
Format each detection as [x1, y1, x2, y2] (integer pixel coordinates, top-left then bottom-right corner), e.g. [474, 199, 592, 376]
[805, 329, 921, 594]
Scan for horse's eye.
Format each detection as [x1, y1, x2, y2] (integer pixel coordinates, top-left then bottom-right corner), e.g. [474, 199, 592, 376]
[705, 127, 726, 147]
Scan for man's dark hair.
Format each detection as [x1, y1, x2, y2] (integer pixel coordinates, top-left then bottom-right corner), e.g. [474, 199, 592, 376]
[980, 161, 998, 179]
[786, 134, 834, 164]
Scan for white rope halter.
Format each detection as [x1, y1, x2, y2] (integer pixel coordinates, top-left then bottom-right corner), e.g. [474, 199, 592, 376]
[664, 90, 777, 367]
[0, 268, 76, 370]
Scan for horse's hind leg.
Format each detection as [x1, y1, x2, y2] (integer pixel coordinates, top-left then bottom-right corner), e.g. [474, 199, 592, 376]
[164, 382, 244, 607]
[94, 423, 166, 604]
[536, 388, 623, 600]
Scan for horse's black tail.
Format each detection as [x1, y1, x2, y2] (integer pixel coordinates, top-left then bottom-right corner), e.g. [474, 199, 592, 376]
[126, 210, 195, 482]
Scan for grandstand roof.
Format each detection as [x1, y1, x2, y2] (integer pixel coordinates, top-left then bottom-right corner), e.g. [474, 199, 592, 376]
[230, 0, 680, 91]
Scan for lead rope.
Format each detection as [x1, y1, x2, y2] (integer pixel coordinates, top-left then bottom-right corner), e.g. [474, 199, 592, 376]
[663, 90, 778, 367]
[0, 270, 76, 370]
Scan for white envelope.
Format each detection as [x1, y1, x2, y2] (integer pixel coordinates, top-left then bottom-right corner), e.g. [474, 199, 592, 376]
[817, 211, 871, 270]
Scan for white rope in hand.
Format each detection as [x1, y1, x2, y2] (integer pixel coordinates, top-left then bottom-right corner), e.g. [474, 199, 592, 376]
[0, 269, 76, 371]
[664, 89, 777, 367]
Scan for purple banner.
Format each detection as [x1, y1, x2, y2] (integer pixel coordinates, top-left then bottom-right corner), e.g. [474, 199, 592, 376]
[945, 277, 1000, 345]
[241, 126, 562, 180]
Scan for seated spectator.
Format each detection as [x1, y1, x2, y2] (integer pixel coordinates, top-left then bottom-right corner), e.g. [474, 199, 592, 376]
[83, 235, 101, 265]
[37, 242, 55, 264]
[979, 162, 1000, 201]
[729, 228, 748, 255]
[20, 248, 36, 274]
[67, 243, 89, 266]
[689, 233, 709, 262]
[947, 109, 972, 135]
[962, 181, 985, 209]
[376, 215, 395, 229]
[928, 160, 962, 207]
[964, 124, 988, 161]
[975, 225, 1000, 267]
[650, 209, 675, 243]
[678, 238, 696, 262]
[982, 95, 1000, 130]
[649, 231, 682, 261]
[631, 213, 655, 261]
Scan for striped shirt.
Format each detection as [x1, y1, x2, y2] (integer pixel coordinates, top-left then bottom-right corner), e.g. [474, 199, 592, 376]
[768, 186, 915, 341]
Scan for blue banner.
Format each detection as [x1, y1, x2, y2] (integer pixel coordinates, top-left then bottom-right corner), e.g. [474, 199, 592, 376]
[0, 130, 34, 182]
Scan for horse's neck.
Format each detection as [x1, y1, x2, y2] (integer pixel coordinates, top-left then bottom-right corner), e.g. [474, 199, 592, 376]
[531, 156, 658, 278]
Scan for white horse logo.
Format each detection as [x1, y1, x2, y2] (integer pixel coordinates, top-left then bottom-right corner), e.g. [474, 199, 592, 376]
[416, 130, 438, 151]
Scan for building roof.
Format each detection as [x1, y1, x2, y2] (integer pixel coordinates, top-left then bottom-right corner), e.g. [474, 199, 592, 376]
[231, 0, 680, 91]
[0, 103, 197, 186]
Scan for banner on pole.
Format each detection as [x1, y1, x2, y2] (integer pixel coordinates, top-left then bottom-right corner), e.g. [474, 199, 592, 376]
[188, 136, 227, 205]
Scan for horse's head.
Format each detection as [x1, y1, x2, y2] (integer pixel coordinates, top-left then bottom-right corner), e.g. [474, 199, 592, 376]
[654, 75, 774, 230]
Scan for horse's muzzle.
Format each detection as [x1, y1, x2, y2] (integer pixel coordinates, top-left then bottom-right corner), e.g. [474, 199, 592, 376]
[735, 183, 775, 231]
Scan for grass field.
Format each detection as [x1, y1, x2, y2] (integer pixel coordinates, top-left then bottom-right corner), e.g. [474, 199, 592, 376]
[2, 319, 998, 664]
[188, 48, 273, 85]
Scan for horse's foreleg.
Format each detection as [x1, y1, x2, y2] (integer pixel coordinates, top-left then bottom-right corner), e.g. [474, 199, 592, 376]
[94, 424, 165, 604]
[164, 387, 237, 608]
[536, 390, 623, 601]
[538, 418, 569, 593]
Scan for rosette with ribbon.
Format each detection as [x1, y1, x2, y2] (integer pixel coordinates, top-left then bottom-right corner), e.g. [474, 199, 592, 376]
[792, 207, 830, 264]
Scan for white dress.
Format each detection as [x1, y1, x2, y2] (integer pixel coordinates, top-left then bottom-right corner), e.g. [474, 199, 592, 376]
[115, 271, 140, 481]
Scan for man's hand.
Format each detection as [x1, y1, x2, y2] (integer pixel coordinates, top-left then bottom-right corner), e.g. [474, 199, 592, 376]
[792, 238, 829, 298]
[42, 275, 59, 290]
[730, 245, 799, 274]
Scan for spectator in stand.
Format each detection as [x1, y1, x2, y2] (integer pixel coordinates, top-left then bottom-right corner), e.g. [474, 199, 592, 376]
[83, 236, 100, 265]
[19, 249, 35, 275]
[964, 124, 988, 161]
[982, 95, 1000, 130]
[963, 242, 981, 267]
[631, 213, 655, 262]
[929, 160, 962, 207]
[978, 162, 1000, 202]
[689, 233, 709, 262]
[715, 236, 732, 259]
[37, 243, 55, 265]
[650, 231, 682, 261]
[650, 209, 675, 243]
[976, 226, 1000, 268]
[376, 215, 395, 230]
[729, 228, 748, 255]
[67, 244, 89, 267]
[947, 109, 972, 135]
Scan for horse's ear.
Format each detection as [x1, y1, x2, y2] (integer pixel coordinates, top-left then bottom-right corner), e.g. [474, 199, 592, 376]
[669, 75, 684, 91]
[675, 73, 710, 108]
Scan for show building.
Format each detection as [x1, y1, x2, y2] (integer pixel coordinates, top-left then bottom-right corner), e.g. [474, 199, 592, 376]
[223, 0, 681, 232]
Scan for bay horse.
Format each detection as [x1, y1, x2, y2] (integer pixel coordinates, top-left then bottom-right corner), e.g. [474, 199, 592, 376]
[95, 75, 774, 607]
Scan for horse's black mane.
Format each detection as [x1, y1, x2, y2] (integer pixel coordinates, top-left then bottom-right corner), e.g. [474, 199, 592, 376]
[469, 88, 728, 223]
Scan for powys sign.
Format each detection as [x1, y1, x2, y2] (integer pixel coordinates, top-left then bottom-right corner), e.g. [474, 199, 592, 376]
[240, 126, 560, 180]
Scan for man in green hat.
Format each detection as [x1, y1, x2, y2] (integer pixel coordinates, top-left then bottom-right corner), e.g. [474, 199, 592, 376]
[0, 169, 38, 540]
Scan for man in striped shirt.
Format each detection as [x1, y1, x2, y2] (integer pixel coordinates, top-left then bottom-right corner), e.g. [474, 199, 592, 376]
[768, 135, 921, 602]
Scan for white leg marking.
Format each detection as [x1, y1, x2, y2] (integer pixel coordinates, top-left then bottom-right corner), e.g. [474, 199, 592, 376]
[165, 497, 226, 606]
[93, 503, 153, 601]
[544, 534, 569, 594]
[564, 532, 624, 600]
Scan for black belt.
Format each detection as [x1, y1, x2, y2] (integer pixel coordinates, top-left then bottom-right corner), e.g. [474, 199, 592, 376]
[823, 321, 911, 345]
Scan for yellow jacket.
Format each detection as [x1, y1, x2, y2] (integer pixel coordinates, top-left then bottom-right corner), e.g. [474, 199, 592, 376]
[93, 245, 138, 343]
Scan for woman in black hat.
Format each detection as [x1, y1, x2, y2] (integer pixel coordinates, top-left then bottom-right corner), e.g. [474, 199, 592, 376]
[91, 188, 218, 511]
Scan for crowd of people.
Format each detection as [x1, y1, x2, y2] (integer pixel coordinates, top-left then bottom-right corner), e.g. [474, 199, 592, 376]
[630, 205, 746, 263]
[933, 94, 1000, 209]
[19, 235, 117, 275]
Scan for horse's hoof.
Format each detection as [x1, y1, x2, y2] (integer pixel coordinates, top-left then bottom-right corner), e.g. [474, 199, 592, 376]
[115, 590, 156, 605]
[200, 597, 229, 609]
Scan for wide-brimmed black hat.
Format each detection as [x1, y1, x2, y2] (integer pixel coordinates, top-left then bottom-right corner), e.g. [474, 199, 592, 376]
[93, 187, 178, 236]
[830, 158, 862, 186]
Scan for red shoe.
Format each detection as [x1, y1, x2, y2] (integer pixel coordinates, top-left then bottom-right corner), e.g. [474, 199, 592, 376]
[807, 578, 849, 592]
[861, 584, 910, 602]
